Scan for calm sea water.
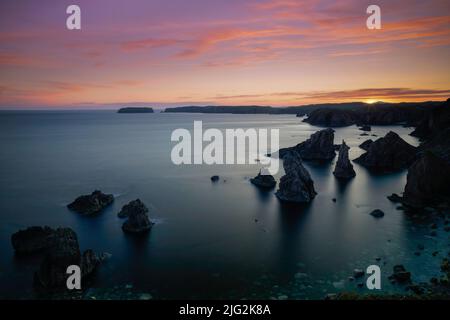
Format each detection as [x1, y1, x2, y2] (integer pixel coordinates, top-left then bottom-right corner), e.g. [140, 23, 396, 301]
[0, 111, 447, 299]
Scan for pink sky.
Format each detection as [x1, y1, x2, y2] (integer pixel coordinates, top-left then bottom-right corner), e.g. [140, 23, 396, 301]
[0, 0, 449, 108]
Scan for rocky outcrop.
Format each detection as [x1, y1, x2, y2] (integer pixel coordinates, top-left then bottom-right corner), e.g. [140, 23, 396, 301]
[353, 131, 417, 172]
[402, 151, 450, 208]
[303, 109, 356, 127]
[33, 228, 102, 291]
[250, 171, 276, 189]
[120, 199, 154, 233]
[11, 226, 55, 255]
[275, 151, 317, 203]
[67, 190, 114, 215]
[118, 199, 147, 218]
[359, 139, 373, 151]
[210, 175, 220, 182]
[279, 128, 335, 161]
[333, 141, 356, 179]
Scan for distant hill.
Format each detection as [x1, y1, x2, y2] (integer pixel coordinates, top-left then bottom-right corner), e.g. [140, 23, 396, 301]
[163, 101, 444, 116]
[118, 107, 154, 113]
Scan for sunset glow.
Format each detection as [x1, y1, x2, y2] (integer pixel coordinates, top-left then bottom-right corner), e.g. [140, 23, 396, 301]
[0, 0, 449, 108]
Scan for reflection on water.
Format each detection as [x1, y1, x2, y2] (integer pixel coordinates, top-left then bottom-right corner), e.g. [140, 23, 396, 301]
[0, 111, 447, 299]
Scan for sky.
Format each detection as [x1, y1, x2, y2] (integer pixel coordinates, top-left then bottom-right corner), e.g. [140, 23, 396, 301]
[0, 0, 449, 109]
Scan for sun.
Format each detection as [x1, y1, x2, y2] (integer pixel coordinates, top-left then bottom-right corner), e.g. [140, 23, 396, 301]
[366, 99, 377, 104]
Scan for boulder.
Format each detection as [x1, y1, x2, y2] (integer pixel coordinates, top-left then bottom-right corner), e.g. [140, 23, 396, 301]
[359, 139, 373, 151]
[67, 190, 114, 215]
[210, 175, 220, 182]
[121, 200, 154, 233]
[353, 131, 417, 172]
[333, 140, 356, 179]
[402, 152, 450, 208]
[279, 128, 335, 161]
[11, 226, 55, 255]
[275, 151, 317, 203]
[250, 171, 276, 189]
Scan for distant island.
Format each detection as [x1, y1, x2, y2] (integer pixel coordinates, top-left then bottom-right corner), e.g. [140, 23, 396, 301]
[118, 107, 154, 113]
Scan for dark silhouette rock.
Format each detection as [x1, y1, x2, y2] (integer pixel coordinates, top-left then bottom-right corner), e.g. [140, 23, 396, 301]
[402, 152, 450, 208]
[353, 131, 417, 172]
[370, 209, 385, 218]
[333, 140, 356, 179]
[359, 139, 373, 151]
[275, 151, 317, 203]
[33, 228, 102, 291]
[304, 109, 356, 127]
[121, 200, 154, 233]
[11, 226, 55, 255]
[67, 190, 114, 215]
[210, 175, 220, 182]
[387, 193, 403, 203]
[279, 128, 335, 161]
[250, 170, 276, 189]
[118, 199, 148, 218]
[411, 101, 450, 139]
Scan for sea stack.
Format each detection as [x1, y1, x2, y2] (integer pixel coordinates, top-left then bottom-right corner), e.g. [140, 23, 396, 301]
[250, 169, 276, 189]
[279, 128, 336, 161]
[353, 131, 417, 172]
[275, 151, 317, 203]
[119, 199, 154, 233]
[333, 141, 356, 179]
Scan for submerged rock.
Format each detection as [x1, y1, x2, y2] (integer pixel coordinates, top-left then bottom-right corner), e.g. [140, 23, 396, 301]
[121, 200, 154, 233]
[353, 131, 417, 172]
[275, 151, 317, 203]
[387, 193, 403, 203]
[390, 265, 411, 283]
[359, 139, 373, 151]
[402, 152, 450, 208]
[333, 140, 356, 179]
[11, 226, 55, 255]
[370, 209, 385, 218]
[250, 170, 276, 189]
[279, 128, 335, 161]
[67, 190, 114, 215]
[359, 125, 371, 132]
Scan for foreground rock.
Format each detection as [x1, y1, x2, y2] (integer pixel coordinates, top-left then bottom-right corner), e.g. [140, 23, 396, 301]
[333, 141, 356, 179]
[67, 190, 114, 215]
[11, 226, 56, 255]
[354, 131, 417, 172]
[402, 152, 450, 208]
[279, 128, 335, 161]
[275, 151, 317, 203]
[250, 170, 276, 189]
[30, 228, 102, 291]
[120, 199, 154, 233]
